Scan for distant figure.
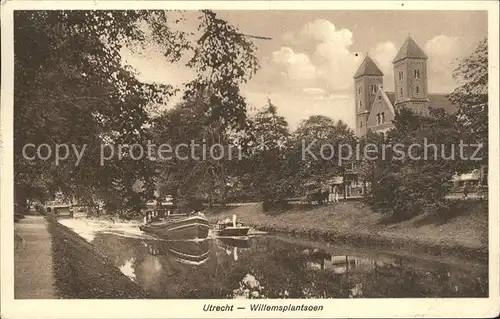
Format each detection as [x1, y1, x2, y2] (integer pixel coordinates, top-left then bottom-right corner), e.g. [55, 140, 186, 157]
[332, 186, 339, 203]
[463, 183, 470, 199]
[328, 188, 335, 203]
[322, 189, 330, 204]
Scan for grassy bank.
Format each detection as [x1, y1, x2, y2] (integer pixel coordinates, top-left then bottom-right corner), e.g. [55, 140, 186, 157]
[47, 217, 149, 298]
[205, 200, 488, 261]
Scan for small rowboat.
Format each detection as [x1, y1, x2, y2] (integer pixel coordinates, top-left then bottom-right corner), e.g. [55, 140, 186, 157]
[139, 211, 210, 240]
[215, 215, 250, 238]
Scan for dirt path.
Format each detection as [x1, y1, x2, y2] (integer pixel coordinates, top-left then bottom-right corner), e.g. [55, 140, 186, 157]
[14, 216, 148, 299]
[14, 216, 59, 298]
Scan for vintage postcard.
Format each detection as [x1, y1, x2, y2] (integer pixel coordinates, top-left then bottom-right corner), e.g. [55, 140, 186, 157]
[1, 1, 499, 318]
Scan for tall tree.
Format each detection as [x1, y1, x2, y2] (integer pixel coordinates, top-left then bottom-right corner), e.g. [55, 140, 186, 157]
[14, 10, 259, 216]
[448, 37, 488, 165]
[14, 11, 183, 214]
[242, 99, 294, 206]
[293, 116, 356, 188]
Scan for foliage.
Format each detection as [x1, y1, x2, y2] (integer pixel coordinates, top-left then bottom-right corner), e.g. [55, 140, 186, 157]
[184, 10, 259, 132]
[293, 115, 356, 193]
[14, 11, 185, 215]
[370, 108, 471, 219]
[448, 37, 488, 165]
[152, 99, 220, 209]
[239, 100, 295, 208]
[15, 10, 259, 216]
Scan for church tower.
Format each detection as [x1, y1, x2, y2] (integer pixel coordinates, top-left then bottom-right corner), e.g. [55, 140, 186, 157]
[354, 55, 383, 137]
[393, 36, 429, 115]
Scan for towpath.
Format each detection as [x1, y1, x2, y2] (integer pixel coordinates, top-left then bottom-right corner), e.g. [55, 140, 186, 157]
[14, 215, 148, 299]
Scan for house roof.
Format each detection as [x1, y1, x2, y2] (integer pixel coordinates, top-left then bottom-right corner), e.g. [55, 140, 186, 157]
[384, 92, 458, 114]
[393, 36, 428, 63]
[354, 56, 383, 79]
[385, 92, 396, 105]
[379, 90, 396, 115]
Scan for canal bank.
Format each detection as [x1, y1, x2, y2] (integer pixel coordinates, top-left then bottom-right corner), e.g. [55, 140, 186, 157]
[14, 216, 149, 299]
[205, 200, 488, 262]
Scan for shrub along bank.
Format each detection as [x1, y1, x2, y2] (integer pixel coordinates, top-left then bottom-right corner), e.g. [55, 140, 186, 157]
[205, 200, 488, 262]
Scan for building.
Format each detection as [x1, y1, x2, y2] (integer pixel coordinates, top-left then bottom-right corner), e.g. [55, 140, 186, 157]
[350, 36, 487, 193]
[354, 36, 457, 138]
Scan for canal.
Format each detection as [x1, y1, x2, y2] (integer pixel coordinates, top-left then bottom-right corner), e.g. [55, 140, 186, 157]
[79, 229, 487, 299]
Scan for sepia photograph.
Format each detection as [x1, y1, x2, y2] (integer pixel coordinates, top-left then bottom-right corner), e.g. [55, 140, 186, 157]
[1, 1, 499, 318]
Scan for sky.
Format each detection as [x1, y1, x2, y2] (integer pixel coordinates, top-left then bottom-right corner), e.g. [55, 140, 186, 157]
[121, 10, 488, 130]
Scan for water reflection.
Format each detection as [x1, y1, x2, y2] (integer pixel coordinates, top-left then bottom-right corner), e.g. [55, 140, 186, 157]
[144, 240, 211, 265]
[216, 238, 251, 261]
[89, 233, 488, 299]
[303, 249, 392, 274]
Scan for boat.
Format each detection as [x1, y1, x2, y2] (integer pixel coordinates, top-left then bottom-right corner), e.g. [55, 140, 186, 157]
[139, 210, 210, 240]
[44, 200, 74, 217]
[144, 239, 211, 265]
[215, 215, 250, 238]
[215, 236, 250, 262]
[218, 237, 251, 249]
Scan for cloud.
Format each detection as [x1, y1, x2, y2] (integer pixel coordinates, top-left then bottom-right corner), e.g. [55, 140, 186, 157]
[243, 89, 355, 130]
[302, 87, 327, 95]
[261, 19, 362, 96]
[271, 47, 318, 86]
[370, 41, 398, 91]
[424, 34, 474, 93]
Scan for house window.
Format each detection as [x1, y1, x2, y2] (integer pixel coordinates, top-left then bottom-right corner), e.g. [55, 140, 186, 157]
[399, 88, 403, 98]
[416, 85, 420, 94]
[377, 95, 382, 101]
[371, 85, 377, 94]
[381, 112, 385, 123]
[376, 113, 380, 125]
[414, 69, 420, 79]
[398, 71, 403, 81]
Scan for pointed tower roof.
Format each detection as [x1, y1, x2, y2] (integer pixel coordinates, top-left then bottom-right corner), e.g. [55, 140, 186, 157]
[354, 56, 383, 79]
[392, 36, 428, 63]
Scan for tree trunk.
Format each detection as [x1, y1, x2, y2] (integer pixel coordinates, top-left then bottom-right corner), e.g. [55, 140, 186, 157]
[208, 190, 213, 208]
[220, 165, 226, 207]
[343, 171, 347, 200]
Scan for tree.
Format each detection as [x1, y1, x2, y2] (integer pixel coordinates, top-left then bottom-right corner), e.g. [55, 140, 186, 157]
[448, 37, 488, 165]
[370, 108, 471, 220]
[242, 99, 294, 208]
[152, 98, 219, 211]
[14, 11, 183, 215]
[293, 116, 356, 196]
[14, 10, 259, 216]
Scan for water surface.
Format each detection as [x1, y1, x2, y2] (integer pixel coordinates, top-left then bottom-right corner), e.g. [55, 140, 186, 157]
[89, 232, 488, 299]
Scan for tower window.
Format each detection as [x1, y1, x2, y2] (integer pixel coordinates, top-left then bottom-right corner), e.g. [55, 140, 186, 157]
[416, 85, 420, 94]
[414, 69, 420, 79]
[399, 88, 403, 98]
[360, 121, 363, 128]
[358, 86, 362, 95]
[398, 71, 403, 81]
[358, 100, 363, 110]
[371, 85, 377, 93]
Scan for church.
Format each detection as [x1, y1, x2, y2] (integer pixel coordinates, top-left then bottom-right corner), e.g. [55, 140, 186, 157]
[354, 36, 456, 138]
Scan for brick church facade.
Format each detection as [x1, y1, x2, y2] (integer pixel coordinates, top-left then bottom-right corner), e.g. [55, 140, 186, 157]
[354, 36, 456, 138]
